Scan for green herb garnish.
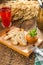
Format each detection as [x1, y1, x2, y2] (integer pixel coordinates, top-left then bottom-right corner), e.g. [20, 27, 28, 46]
[29, 28, 37, 37]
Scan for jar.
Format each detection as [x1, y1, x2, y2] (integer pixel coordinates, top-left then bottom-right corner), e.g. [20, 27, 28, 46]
[37, 3, 43, 31]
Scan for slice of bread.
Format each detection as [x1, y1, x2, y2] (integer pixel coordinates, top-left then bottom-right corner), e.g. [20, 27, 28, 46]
[17, 29, 27, 46]
[2, 27, 19, 40]
[11, 36, 18, 45]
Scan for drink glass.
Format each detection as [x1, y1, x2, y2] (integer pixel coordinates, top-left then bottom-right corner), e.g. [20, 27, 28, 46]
[0, 7, 11, 28]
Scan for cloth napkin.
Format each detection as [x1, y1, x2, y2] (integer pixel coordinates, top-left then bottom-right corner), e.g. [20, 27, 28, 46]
[35, 49, 43, 65]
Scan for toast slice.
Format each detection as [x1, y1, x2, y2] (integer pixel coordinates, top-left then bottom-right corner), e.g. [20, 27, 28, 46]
[17, 29, 27, 46]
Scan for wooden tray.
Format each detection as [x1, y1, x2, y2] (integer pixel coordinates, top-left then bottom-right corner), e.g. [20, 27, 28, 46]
[0, 26, 42, 57]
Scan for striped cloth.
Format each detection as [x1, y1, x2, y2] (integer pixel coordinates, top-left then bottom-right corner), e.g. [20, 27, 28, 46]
[35, 49, 43, 65]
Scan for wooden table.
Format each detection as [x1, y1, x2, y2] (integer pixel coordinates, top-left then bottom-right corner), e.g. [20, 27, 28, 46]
[0, 20, 43, 65]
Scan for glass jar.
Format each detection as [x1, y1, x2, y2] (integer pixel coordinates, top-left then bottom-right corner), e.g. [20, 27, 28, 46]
[37, 4, 43, 31]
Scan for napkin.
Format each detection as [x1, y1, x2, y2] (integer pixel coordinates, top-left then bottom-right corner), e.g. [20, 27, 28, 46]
[35, 49, 43, 65]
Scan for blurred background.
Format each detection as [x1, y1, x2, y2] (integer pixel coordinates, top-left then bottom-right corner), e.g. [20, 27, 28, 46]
[0, 0, 37, 4]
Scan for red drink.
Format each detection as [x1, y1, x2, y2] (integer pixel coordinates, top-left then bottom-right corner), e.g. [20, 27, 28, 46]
[1, 7, 11, 28]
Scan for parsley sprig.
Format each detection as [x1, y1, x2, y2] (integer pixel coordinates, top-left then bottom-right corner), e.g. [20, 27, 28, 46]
[29, 28, 37, 37]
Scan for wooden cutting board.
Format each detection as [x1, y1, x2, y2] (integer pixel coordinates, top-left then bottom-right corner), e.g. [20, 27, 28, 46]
[0, 26, 42, 57]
